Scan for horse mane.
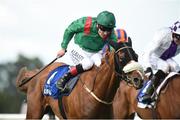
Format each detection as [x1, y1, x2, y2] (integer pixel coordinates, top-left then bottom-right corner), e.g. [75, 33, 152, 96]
[101, 51, 114, 66]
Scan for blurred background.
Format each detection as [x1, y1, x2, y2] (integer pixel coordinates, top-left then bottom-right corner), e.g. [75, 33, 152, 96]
[0, 0, 179, 117]
[0, 54, 43, 113]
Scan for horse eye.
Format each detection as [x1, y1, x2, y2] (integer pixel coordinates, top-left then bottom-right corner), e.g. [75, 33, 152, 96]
[119, 53, 125, 58]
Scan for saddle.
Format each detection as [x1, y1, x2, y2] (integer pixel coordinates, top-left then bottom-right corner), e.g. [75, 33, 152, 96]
[43, 65, 79, 99]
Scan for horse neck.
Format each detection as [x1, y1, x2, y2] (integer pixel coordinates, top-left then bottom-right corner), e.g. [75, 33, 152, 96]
[119, 80, 138, 117]
[94, 52, 120, 102]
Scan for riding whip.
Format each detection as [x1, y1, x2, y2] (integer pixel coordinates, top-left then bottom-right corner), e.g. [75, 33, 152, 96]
[18, 56, 60, 87]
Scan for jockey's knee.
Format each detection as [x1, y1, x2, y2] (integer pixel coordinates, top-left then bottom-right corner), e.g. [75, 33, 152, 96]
[170, 63, 180, 72]
[81, 59, 94, 70]
[94, 59, 101, 67]
[158, 63, 169, 73]
[91, 53, 103, 67]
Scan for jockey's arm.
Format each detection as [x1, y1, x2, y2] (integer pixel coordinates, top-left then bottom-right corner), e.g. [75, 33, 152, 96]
[61, 17, 85, 50]
[143, 28, 168, 69]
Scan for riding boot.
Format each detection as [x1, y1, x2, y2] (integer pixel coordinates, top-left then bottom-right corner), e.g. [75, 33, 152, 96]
[144, 67, 153, 79]
[141, 70, 166, 103]
[56, 71, 73, 92]
[56, 64, 84, 92]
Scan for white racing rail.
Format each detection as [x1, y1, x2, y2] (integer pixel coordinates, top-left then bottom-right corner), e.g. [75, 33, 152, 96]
[0, 114, 58, 120]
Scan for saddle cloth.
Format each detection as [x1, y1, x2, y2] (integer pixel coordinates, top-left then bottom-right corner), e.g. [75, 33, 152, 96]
[138, 72, 179, 108]
[43, 65, 79, 99]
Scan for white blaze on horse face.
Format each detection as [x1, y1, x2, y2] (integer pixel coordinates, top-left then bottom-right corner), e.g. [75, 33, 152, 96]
[123, 61, 144, 74]
[126, 70, 142, 81]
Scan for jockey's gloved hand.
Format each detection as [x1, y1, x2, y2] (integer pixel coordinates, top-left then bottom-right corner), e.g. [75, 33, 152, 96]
[57, 49, 66, 58]
[145, 67, 153, 79]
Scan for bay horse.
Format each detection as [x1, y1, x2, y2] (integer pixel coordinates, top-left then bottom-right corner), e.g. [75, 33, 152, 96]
[16, 42, 138, 119]
[112, 61, 180, 119]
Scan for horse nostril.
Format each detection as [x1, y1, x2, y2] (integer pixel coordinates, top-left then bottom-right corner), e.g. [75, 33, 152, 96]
[134, 78, 139, 82]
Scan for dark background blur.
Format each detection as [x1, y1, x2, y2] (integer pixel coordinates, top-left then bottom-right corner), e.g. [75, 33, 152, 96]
[0, 54, 44, 113]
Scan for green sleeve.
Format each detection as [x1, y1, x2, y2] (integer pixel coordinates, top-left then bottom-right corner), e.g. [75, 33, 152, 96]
[61, 17, 86, 49]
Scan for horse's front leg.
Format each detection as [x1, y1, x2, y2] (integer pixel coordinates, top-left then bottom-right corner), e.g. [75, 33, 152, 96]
[48, 97, 64, 119]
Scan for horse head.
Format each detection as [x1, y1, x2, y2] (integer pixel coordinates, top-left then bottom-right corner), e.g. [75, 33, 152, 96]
[112, 43, 180, 119]
[109, 41, 144, 89]
[110, 41, 138, 77]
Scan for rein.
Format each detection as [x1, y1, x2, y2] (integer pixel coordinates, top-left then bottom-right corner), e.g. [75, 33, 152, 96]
[115, 46, 132, 53]
[124, 69, 144, 89]
[79, 65, 114, 105]
[104, 52, 122, 77]
[79, 77, 113, 105]
[83, 83, 113, 105]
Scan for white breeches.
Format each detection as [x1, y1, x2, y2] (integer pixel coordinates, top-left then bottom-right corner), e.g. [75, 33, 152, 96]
[148, 53, 180, 73]
[57, 41, 103, 70]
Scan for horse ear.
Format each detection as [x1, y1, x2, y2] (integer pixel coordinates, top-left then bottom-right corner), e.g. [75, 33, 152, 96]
[127, 37, 132, 47]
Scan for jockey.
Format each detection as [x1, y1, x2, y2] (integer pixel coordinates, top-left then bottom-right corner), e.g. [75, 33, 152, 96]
[56, 11, 117, 92]
[141, 20, 180, 103]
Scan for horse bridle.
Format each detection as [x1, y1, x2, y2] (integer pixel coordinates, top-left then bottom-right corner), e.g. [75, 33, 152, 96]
[123, 68, 144, 89]
[115, 46, 132, 54]
[114, 46, 145, 89]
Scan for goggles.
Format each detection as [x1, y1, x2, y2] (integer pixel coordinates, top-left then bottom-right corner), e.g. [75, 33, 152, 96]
[173, 33, 180, 40]
[98, 24, 113, 32]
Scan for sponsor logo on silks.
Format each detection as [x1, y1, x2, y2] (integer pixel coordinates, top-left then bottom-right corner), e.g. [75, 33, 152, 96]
[70, 50, 84, 64]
